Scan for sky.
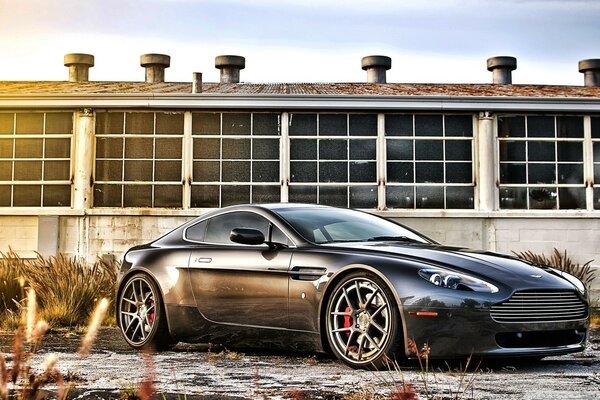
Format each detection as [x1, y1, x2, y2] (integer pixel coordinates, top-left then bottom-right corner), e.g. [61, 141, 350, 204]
[0, 0, 598, 85]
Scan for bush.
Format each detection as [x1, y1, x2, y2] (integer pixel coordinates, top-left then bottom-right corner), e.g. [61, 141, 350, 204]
[513, 248, 596, 290]
[0, 250, 28, 314]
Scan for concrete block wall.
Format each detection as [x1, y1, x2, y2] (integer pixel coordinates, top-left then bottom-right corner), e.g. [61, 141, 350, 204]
[0, 216, 39, 258]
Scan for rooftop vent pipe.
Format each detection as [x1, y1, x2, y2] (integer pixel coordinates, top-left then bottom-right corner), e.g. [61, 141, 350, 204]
[64, 53, 94, 82]
[361, 55, 391, 83]
[192, 72, 202, 93]
[487, 56, 517, 84]
[578, 59, 600, 87]
[140, 53, 170, 83]
[215, 55, 245, 84]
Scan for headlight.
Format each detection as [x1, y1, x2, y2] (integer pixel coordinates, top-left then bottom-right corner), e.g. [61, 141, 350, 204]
[550, 268, 586, 295]
[418, 268, 499, 293]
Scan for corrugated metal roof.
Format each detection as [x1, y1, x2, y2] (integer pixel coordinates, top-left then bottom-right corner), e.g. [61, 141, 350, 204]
[1, 81, 600, 98]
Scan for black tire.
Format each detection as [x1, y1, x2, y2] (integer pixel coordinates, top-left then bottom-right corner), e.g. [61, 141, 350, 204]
[325, 271, 402, 369]
[117, 273, 174, 351]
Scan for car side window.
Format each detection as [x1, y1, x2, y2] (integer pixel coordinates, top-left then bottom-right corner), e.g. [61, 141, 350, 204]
[186, 220, 208, 242]
[204, 212, 270, 244]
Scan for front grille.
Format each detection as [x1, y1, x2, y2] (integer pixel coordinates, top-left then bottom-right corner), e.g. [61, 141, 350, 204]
[490, 290, 588, 323]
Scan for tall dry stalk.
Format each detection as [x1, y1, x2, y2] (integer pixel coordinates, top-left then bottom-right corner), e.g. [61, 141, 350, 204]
[79, 298, 110, 356]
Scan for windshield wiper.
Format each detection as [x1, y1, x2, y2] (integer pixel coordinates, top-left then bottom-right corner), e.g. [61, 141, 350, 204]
[366, 235, 421, 243]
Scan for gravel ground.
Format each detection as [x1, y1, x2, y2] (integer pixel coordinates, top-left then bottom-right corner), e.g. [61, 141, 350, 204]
[1, 327, 599, 399]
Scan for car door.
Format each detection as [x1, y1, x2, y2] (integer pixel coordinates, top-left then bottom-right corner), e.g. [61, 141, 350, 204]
[186, 211, 293, 329]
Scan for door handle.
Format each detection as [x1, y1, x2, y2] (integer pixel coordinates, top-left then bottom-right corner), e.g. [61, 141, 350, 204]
[193, 257, 212, 264]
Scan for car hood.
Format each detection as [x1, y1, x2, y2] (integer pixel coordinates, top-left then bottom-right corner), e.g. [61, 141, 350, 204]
[323, 241, 579, 292]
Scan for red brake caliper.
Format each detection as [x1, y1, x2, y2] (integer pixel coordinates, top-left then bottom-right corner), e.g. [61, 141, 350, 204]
[148, 300, 155, 324]
[343, 307, 352, 337]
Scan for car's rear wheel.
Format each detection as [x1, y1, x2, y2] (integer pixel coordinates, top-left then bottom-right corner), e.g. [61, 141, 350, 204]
[118, 273, 173, 350]
[326, 271, 402, 369]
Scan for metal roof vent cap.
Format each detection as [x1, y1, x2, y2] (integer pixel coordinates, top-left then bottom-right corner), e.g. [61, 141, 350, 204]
[64, 53, 94, 82]
[361, 55, 391, 83]
[140, 53, 170, 83]
[487, 56, 517, 84]
[215, 55, 245, 84]
[579, 59, 600, 87]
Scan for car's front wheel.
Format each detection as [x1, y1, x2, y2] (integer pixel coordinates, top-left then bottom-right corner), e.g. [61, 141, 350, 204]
[117, 273, 173, 350]
[326, 272, 402, 369]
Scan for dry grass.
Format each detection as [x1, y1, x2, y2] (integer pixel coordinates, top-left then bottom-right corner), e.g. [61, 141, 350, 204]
[513, 248, 596, 289]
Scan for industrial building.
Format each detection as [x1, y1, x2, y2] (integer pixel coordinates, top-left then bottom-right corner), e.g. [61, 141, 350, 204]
[0, 53, 599, 296]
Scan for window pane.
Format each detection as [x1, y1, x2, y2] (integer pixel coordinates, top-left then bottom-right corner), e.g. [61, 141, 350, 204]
[386, 186, 414, 208]
[319, 139, 347, 160]
[594, 163, 600, 183]
[222, 185, 250, 206]
[349, 114, 377, 136]
[593, 142, 600, 162]
[415, 140, 443, 160]
[556, 116, 583, 138]
[558, 187, 586, 209]
[253, 139, 279, 159]
[43, 185, 70, 206]
[527, 116, 554, 137]
[416, 186, 443, 208]
[446, 162, 472, 183]
[592, 117, 600, 138]
[415, 115, 442, 136]
[289, 114, 317, 136]
[350, 140, 376, 160]
[498, 116, 525, 138]
[124, 138, 153, 158]
[500, 163, 526, 184]
[253, 113, 280, 136]
[595, 188, 600, 210]
[528, 163, 556, 184]
[557, 142, 582, 162]
[123, 185, 152, 207]
[0, 185, 10, 206]
[125, 113, 154, 134]
[0, 114, 14, 134]
[194, 161, 220, 182]
[96, 137, 123, 158]
[15, 139, 42, 158]
[223, 138, 250, 159]
[45, 138, 71, 158]
[387, 139, 413, 160]
[194, 138, 220, 159]
[154, 185, 182, 207]
[319, 186, 348, 207]
[155, 113, 184, 134]
[350, 186, 377, 208]
[191, 185, 219, 208]
[187, 220, 207, 241]
[290, 139, 316, 160]
[445, 115, 472, 137]
[14, 161, 41, 180]
[45, 113, 73, 134]
[155, 160, 181, 182]
[499, 141, 526, 161]
[289, 185, 317, 203]
[446, 187, 474, 209]
[558, 164, 583, 184]
[319, 114, 347, 136]
[499, 187, 527, 209]
[445, 140, 471, 161]
[124, 160, 153, 181]
[385, 114, 412, 136]
[155, 138, 182, 159]
[387, 162, 413, 183]
[528, 141, 555, 161]
[93, 184, 121, 207]
[290, 161, 316, 182]
[252, 161, 279, 182]
[96, 112, 124, 134]
[222, 161, 250, 182]
[319, 162, 347, 182]
[16, 113, 43, 134]
[0, 161, 12, 180]
[252, 185, 280, 203]
[95, 160, 122, 181]
[529, 187, 557, 209]
[44, 160, 70, 180]
[223, 113, 251, 135]
[0, 139, 13, 158]
[415, 162, 443, 183]
[192, 112, 220, 135]
[13, 185, 41, 206]
[350, 162, 376, 182]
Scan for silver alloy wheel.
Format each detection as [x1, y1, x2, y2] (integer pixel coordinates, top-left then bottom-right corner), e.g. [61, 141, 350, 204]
[328, 277, 391, 365]
[119, 276, 157, 346]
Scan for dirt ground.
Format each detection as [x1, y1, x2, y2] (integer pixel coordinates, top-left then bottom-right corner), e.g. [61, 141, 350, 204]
[1, 327, 599, 399]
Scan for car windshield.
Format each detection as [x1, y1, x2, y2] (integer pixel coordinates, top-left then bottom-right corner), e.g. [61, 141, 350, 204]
[273, 207, 432, 244]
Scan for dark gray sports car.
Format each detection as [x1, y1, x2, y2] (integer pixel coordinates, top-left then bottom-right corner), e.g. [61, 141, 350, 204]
[116, 204, 589, 369]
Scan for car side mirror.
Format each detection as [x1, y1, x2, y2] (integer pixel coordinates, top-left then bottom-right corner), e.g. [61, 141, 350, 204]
[230, 228, 265, 245]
